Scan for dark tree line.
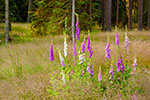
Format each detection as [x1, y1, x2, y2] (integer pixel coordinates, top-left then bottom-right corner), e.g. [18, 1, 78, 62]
[1, 0, 150, 44]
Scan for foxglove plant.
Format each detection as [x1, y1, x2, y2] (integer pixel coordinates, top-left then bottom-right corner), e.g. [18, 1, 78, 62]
[118, 91, 122, 100]
[116, 58, 125, 73]
[124, 33, 129, 54]
[76, 18, 80, 40]
[58, 50, 66, 83]
[105, 43, 111, 60]
[87, 36, 93, 58]
[87, 65, 94, 76]
[116, 58, 121, 72]
[70, 69, 73, 75]
[82, 70, 84, 76]
[115, 33, 119, 45]
[73, 39, 77, 65]
[47, 16, 138, 99]
[73, 39, 77, 57]
[64, 35, 68, 57]
[98, 72, 102, 82]
[79, 53, 85, 64]
[132, 93, 137, 100]
[50, 44, 54, 61]
[109, 65, 114, 79]
[58, 50, 66, 67]
[81, 40, 85, 53]
[132, 57, 137, 74]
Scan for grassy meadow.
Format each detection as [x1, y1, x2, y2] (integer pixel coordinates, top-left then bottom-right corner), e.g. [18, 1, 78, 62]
[0, 23, 150, 100]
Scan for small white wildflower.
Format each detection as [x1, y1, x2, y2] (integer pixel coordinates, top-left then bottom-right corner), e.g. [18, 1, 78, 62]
[64, 36, 67, 57]
[79, 53, 85, 64]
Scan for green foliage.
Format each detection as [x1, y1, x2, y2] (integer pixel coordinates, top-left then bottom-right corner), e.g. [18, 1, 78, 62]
[31, 0, 102, 36]
[0, 0, 28, 22]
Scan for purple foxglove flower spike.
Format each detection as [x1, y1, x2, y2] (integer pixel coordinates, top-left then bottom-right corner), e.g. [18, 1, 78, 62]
[87, 36, 93, 58]
[87, 65, 91, 74]
[133, 58, 137, 68]
[90, 65, 94, 76]
[81, 40, 85, 53]
[124, 33, 129, 54]
[116, 58, 125, 73]
[98, 72, 102, 82]
[109, 65, 114, 79]
[116, 58, 121, 72]
[109, 65, 113, 75]
[73, 39, 77, 65]
[105, 43, 111, 60]
[118, 91, 122, 100]
[73, 39, 77, 57]
[70, 69, 73, 75]
[116, 33, 119, 45]
[76, 19, 80, 40]
[82, 70, 84, 76]
[87, 36, 91, 50]
[132, 93, 137, 100]
[87, 65, 94, 76]
[121, 64, 125, 73]
[132, 58, 137, 74]
[58, 50, 66, 67]
[50, 44, 54, 61]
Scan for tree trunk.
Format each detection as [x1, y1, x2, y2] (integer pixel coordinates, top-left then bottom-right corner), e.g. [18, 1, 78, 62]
[27, 0, 32, 23]
[106, 0, 111, 31]
[128, 0, 132, 30]
[89, 0, 92, 32]
[148, 0, 150, 30]
[5, 0, 9, 45]
[104, 0, 107, 31]
[138, 0, 143, 30]
[101, 0, 105, 31]
[72, 0, 75, 39]
[116, 0, 119, 27]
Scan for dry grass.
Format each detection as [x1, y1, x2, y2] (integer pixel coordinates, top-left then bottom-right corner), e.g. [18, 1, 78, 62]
[0, 31, 150, 100]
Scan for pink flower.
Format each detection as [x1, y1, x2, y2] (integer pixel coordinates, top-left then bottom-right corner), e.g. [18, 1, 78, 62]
[73, 39, 77, 57]
[105, 43, 111, 60]
[116, 58, 125, 73]
[87, 65, 94, 76]
[82, 70, 84, 76]
[98, 72, 102, 82]
[81, 40, 85, 53]
[87, 36, 93, 58]
[50, 44, 54, 61]
[76, 19, 80, 40]
[70, 69, 73, 75]
[109, 65, 114, 79]
[132, 58, 137, 74]
[116, 33, 119, 45]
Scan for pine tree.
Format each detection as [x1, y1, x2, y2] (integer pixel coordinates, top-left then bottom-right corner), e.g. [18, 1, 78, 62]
[116, 0, 119, 27]
[138, 0, 143, 30]
[106, 0, 111, 31]
[128, 0, 132, 30]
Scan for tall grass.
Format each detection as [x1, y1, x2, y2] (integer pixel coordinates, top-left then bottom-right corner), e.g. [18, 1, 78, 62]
[0, 30, 150, 99]
[0, 23, 150, 99]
